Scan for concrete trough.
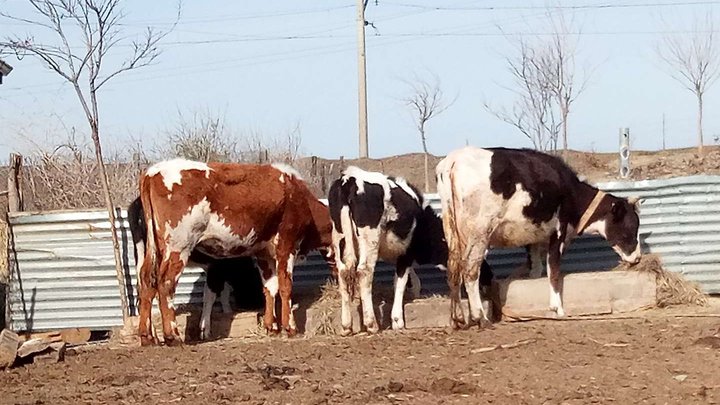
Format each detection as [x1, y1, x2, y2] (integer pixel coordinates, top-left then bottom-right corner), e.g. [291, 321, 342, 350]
[302, 270, 657, 333]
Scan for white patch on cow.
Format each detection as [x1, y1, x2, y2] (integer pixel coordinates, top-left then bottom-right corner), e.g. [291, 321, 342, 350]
[549, 288, 564, 317]
[200, 283, 216, 340]
[378, 224, 415, 262]
[271, 163, 303, 180]
[264, 275, 279, 296]
[170, 320, 178, 332]
[614, 242, 642, 264]
[392, 267, 411, 330]
[286, 253, 296, 276]
[393, 177, 420, 203]
[583, 219, 607, 238]
[464, 274, 489, 322]
[288, 298, 297, 331]
[488, 184, 558, 248]
[146, 159, 212, 191]
[164, 198, 212, 253]
[342, 166, 393, 197]
[166, 295, 175, 311]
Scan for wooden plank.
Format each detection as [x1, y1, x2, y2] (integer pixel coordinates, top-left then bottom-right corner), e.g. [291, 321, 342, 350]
[60, 328, 91, 345]
[0, 329, 20, 369]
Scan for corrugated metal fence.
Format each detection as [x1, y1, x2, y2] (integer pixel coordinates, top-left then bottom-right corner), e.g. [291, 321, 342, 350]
[6, 175, 720, 332]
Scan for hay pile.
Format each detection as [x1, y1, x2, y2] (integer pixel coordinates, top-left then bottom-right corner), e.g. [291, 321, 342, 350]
[306, 279, 342, 336]
[305, 279, 398, 336]
[613, 253, 708, 307]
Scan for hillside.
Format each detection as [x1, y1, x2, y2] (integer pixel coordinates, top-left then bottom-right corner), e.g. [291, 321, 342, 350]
[299, 146, 720, 193]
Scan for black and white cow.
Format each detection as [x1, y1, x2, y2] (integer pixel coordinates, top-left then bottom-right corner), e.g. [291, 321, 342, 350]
[437, 146, 642, 328]
[127, 197, 264, 340]
[329, 166, 450, 335]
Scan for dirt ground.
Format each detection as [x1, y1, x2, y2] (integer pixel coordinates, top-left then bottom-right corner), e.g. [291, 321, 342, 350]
[4, 306, 720, 405]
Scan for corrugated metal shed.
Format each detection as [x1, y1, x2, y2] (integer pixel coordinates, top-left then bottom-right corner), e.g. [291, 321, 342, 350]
[6, 175, 720, 332]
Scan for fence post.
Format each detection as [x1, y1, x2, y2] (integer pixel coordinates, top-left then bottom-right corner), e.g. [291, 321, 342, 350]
[7, 153, 23, 213]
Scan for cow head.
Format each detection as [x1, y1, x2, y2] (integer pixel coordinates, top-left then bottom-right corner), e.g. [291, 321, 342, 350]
[602, 196, 643, 264]
[300, 194, 338, 278]
[411, 206, 449, 267]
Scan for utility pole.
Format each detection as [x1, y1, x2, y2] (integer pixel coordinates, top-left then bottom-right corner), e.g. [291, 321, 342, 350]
[357, 0, 369, 158]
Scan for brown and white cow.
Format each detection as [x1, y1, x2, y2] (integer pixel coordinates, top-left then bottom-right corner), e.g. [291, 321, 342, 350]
[436, 146, 642, 328]
[137, 159, 334, 345]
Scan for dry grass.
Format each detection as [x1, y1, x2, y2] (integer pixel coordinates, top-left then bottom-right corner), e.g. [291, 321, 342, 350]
[0, 220, 8, 284]
[614, 254, 708, 307]
[303, 279, 400, 336]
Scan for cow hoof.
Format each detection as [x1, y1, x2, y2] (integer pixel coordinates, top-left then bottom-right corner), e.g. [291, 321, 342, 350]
[478, 318, 494, 330]
[451, 318, 467, 330]
[139, 335, 156, 346]
[549, 307, 566, 318]
[285, 328, 298, 338]
[391, 318, 405, 330]
[199, 329, 210, 341]
[340, 327, 353, 337]
[163, 336, 183, 347]
[365, 322, 379, 334]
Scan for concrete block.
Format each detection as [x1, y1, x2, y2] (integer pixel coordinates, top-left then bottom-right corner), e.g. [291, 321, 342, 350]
[153, 310, 261, 342]
[497, 270, 656, 319]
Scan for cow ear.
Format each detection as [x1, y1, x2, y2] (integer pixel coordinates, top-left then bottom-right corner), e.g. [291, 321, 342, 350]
[611, 201, 627, 219]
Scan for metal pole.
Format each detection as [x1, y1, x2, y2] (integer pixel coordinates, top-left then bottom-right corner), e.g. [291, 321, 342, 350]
[357, 0, 369, 158]
[619, 128, 630, 179]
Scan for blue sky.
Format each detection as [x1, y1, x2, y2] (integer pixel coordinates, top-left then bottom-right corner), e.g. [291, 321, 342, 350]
[1, 0, 719, 161]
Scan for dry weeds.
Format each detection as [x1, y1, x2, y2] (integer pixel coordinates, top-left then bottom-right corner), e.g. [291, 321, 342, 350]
[614, 253, 708, 307]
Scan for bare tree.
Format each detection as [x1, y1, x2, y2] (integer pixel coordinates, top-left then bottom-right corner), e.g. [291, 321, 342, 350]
[657, 12, 720, 155]
[158, 109, 240, 162]
[486, 10, 588, 153]
[0, 0, 178, 322]
[485, 38, 561, 152]
[403, 74, 453, 192]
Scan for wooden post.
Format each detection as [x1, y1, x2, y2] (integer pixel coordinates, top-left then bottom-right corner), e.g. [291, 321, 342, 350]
[320, 164, 327, 194]
[7, 153, 23, 212]
[311, 156, 318, 177]
[339, 156, 345, 171]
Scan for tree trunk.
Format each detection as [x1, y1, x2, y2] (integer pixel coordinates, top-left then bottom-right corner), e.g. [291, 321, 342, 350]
[697, 92, 704, 155]
[421, 128, 430, 193]
[561, 104, 569, 157]
[7, 153, 24, 213]
[90, 121, 130, 323]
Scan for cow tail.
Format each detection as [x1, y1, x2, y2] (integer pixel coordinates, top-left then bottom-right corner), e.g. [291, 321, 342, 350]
[139, 176, 159, 290]
[339, 200, 358, 299]
[438, 162, 464, 286]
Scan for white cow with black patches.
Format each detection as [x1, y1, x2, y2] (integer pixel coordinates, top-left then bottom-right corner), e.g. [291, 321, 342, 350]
[328, 166, 449, 335]
[437, 146, 643, 329]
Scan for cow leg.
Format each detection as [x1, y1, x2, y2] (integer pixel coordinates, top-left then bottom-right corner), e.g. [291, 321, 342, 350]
[333, 230, 355, 336]
[528, 243, 547, 278]
[547, 233, 565, 317]
[156, 252, 186, 346]
[408, 268, 422, 299]
[257, 258, 279, 334]
[391, 256, 413, 330]
[200, 283, 217, 341]
[276, 249, 297, 337]
[200, 265, 221, 341]
[357, 227, 380, 334]
[220, 282, 233, 314]
[463, 243, 491, 328]
[138, 255, 158, 346]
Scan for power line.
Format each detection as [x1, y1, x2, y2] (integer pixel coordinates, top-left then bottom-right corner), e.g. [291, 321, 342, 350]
[383, 1, 720, 11]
